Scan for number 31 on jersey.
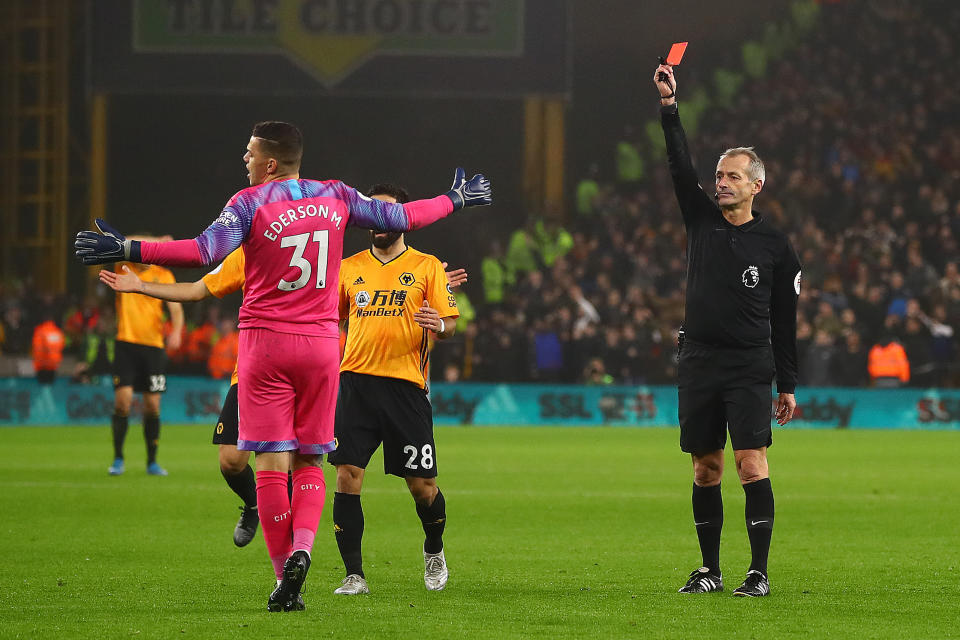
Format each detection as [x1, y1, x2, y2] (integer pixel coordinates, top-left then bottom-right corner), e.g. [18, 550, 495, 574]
[278, 230, 329, 291]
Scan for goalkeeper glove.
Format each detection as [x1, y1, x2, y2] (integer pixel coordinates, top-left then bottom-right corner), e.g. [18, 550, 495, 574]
[75, 219, 141, 265]
[445, 167, 492, 210]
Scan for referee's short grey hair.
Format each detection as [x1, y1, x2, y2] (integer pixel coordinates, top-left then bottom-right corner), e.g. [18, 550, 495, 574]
[718, 147, 766, 184]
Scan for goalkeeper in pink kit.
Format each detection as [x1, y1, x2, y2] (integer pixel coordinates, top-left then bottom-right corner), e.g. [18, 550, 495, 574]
[76, 121, 492, 611]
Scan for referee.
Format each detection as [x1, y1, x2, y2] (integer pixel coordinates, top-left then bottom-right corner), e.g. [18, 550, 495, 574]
[654, 62, 801, 597]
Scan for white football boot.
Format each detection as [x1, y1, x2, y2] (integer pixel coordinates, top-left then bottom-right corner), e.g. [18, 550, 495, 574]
[333, 574, 370, 595]
[423, 549, 449, 591]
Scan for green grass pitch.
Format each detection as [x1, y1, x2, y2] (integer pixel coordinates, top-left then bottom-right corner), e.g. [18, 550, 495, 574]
[1, 424, 957, 639]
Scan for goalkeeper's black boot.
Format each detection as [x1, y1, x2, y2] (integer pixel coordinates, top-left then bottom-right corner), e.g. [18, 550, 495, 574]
[267, 583, 285, 612]
[267, 583, 305, 612]
[732, 570, 770, 597]
[279, 550, 311, 611]
[678, 566, 723, 593]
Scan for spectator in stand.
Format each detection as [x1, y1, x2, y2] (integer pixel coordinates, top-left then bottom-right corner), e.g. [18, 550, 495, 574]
[533, 321, 563, 382]
[32, 311, 65, 384]
[820, 275, 848, 312]
[451, 289, 475, 334]
[208, 318, 239, 380]
[886, 272, 911, 318]
[905, 246, 937, 300]
[938, 262, 960, 301]
[801, 330, 835, 387]
[2, 306, 29, 355]
[833, 331, 869, 387]
[73, 309, 116, 384]
[900, 313, 932, 387]
[583, 357, 613, 385]
[921, 303, 956, 385]
[615, 125, 644, 196]
[504, 222, 539, 283]
[481, 241, 506, 305]
[184, 307, 219, 375]
[868, 334, 910, 388]
[575, 163, 602, 219]
[534, 219, 574, 268]
[851, 286, 888, 346]
[63, 297, 100, 355]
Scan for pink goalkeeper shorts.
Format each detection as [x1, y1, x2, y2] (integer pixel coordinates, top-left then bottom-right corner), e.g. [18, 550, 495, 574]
[237, 328, 339, 454]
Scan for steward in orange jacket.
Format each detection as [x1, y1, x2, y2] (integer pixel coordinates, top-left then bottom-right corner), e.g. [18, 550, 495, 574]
[32, 319, 65, 384]
[868, 339, 910, 386]
[208, 323, 239, 380]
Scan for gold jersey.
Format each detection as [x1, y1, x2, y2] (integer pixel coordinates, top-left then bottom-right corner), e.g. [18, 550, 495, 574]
[339, 247, 458, 388]
[115, 263, 176, 348]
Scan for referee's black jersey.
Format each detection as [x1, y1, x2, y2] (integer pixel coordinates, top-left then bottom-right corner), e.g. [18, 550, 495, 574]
[661, 103, 801, 393]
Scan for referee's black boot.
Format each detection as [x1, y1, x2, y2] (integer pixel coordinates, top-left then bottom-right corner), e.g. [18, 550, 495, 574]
[732, 570, 770, 597]
[678, 566, 723, 593]
[233, 505, 259, 547]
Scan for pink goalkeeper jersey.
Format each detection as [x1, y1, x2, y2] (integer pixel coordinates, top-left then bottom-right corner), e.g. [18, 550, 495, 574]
[241, 188, 348, 337]
[137, 178, 454, 337]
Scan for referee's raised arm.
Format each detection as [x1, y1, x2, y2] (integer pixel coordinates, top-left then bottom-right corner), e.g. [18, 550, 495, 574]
[654, 63, 717, 227]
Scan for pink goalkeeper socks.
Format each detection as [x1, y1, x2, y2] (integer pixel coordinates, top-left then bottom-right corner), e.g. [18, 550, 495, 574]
[291, 466, 327, 553]
[256, 470, 293, 580]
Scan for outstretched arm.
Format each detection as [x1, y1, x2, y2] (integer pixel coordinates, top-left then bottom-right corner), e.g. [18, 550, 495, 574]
[99, 265, 212, 302]
[344, 168, 492, 232]
[655, 64, 718, 226]
[77, 187, 256, 267]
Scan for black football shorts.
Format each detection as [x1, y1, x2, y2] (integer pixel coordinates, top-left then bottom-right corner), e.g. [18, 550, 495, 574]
[212, 383, 239, 446]
[328, 371, 437, 478]
[113, 340, 167, 394]
[677, 342, 775, 453]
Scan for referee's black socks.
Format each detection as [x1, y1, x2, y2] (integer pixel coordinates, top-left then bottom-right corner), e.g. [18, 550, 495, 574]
[743, 478, 774, 575]
[416, 488, 446, 554]
[691, 483, 723, 574]
[111, 413, 129, 459]
[333, 492, 365, 578]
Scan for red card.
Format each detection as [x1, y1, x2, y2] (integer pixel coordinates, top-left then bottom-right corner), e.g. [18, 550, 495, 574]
[666, 42, 688, 66]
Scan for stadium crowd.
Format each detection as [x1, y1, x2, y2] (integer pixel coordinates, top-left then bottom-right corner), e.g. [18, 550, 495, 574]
[3, 1, 959, 390]
[439, 0, 960, 388]
[0, 282, 240, 383]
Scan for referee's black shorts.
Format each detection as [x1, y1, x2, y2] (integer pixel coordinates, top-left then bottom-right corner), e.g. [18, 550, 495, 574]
[212, 383, 239, 446]
[677, 341, 775, 454]
[328, 371, 437, 478]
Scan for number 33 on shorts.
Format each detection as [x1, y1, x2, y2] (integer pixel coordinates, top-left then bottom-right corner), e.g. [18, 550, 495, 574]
[403, 444, 434, 470]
